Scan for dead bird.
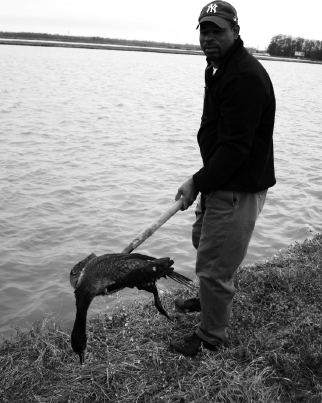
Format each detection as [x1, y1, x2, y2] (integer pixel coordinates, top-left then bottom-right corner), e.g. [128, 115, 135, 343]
[70, 252, 193, 364]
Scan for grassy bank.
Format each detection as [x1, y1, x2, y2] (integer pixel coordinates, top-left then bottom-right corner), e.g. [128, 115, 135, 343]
[1, 235, 322, 402]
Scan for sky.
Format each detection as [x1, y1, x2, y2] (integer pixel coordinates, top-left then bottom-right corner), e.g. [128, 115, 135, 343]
[1, 0, 321, 50]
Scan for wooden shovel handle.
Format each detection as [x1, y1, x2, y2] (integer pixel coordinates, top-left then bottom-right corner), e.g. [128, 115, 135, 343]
[121, 198, 183, 254]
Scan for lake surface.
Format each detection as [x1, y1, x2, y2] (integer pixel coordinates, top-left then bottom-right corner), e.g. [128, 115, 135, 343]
[1, 44, 322, 339]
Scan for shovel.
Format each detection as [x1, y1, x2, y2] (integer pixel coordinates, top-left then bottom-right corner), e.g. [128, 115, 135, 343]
[121, 198, 183, 253]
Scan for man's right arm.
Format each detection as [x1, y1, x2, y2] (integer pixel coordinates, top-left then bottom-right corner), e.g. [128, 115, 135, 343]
[175, 177, 199, 211]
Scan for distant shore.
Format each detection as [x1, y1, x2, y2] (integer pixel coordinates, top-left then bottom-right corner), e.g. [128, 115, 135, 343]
[0, 38, 203, 56]
[1, 38, 322, 64]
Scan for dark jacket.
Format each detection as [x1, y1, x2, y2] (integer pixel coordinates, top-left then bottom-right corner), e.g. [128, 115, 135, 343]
[193, 37, 276, 195]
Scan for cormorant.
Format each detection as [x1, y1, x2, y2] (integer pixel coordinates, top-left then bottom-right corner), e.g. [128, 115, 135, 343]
[70, 252, 193, 364]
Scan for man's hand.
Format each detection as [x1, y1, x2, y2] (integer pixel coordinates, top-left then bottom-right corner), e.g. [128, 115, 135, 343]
[175, 177, 199, 211]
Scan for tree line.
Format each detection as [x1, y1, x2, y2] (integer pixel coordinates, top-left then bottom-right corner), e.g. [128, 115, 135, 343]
[0, 31, 201, 51]
[0, 31, 262, 54]
[268, 34, 322, 60]
[2, 31, 321, 60]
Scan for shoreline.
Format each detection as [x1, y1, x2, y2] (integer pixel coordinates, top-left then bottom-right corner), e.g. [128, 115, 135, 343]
[1, 38, 322, 64]
[1, 234, 322, 401]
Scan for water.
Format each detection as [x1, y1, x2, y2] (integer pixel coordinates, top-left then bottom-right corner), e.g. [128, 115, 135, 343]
[1, 44, 322, 338]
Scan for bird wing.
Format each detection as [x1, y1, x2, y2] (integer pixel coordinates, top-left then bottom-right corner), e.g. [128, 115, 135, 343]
[71, 253, 193, 292]
[74, 253, 158, 291]
[106, 257, 173, 289]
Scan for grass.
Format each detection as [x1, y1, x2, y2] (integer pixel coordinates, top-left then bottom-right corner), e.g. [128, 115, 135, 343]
[1, 234, 322, 402]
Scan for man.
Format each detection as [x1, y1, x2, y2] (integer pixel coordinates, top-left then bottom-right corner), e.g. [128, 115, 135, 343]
[170, 1, 276, 355]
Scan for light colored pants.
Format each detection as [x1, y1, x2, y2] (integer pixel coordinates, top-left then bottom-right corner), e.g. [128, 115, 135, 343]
[193, 189, 267, 345]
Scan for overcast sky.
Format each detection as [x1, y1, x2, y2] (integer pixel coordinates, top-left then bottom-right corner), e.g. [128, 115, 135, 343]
[1, 0, 321, 50]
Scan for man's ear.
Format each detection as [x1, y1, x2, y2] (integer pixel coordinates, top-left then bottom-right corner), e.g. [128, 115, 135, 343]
[232, 24, 240, 39]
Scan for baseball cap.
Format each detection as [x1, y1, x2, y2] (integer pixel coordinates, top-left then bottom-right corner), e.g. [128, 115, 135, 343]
[197, 1, 238, 29]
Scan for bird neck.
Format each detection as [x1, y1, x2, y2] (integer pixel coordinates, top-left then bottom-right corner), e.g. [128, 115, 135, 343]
[75, 290, 93, 325]
[71, 291, 93, 354]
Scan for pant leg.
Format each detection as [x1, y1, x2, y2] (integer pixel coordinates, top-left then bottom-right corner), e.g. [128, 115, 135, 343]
[192, 195, 204, 250]
[195, 189, 267, 345]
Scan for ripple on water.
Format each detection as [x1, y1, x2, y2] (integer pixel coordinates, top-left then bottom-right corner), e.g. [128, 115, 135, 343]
[1, 46, 322, 338]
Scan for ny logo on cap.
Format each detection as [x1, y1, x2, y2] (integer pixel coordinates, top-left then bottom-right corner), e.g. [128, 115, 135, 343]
[207, 3, 218, 13]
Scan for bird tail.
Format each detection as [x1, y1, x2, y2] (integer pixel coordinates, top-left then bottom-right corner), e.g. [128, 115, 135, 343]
[151, 257, 194, 290]
[168, 271, 194, 289]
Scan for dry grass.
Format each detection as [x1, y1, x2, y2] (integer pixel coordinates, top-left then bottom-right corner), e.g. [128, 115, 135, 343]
[1, 234, 322, 402]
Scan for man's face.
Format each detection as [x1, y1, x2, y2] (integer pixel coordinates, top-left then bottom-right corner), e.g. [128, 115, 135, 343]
[199, 21, 239, 64]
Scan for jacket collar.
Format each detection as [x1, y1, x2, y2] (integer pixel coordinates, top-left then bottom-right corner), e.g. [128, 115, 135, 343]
[206, 36, 244, 78]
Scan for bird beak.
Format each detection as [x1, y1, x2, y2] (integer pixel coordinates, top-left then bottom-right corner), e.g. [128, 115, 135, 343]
[79, 352, 85, 365]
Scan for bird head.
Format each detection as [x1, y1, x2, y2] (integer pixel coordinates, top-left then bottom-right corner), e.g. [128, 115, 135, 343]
[71, 325, 87, 365]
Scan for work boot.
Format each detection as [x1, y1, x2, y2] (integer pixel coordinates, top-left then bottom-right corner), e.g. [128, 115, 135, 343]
[174, 297, 201, 313]
[170, 332, 220, 356]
